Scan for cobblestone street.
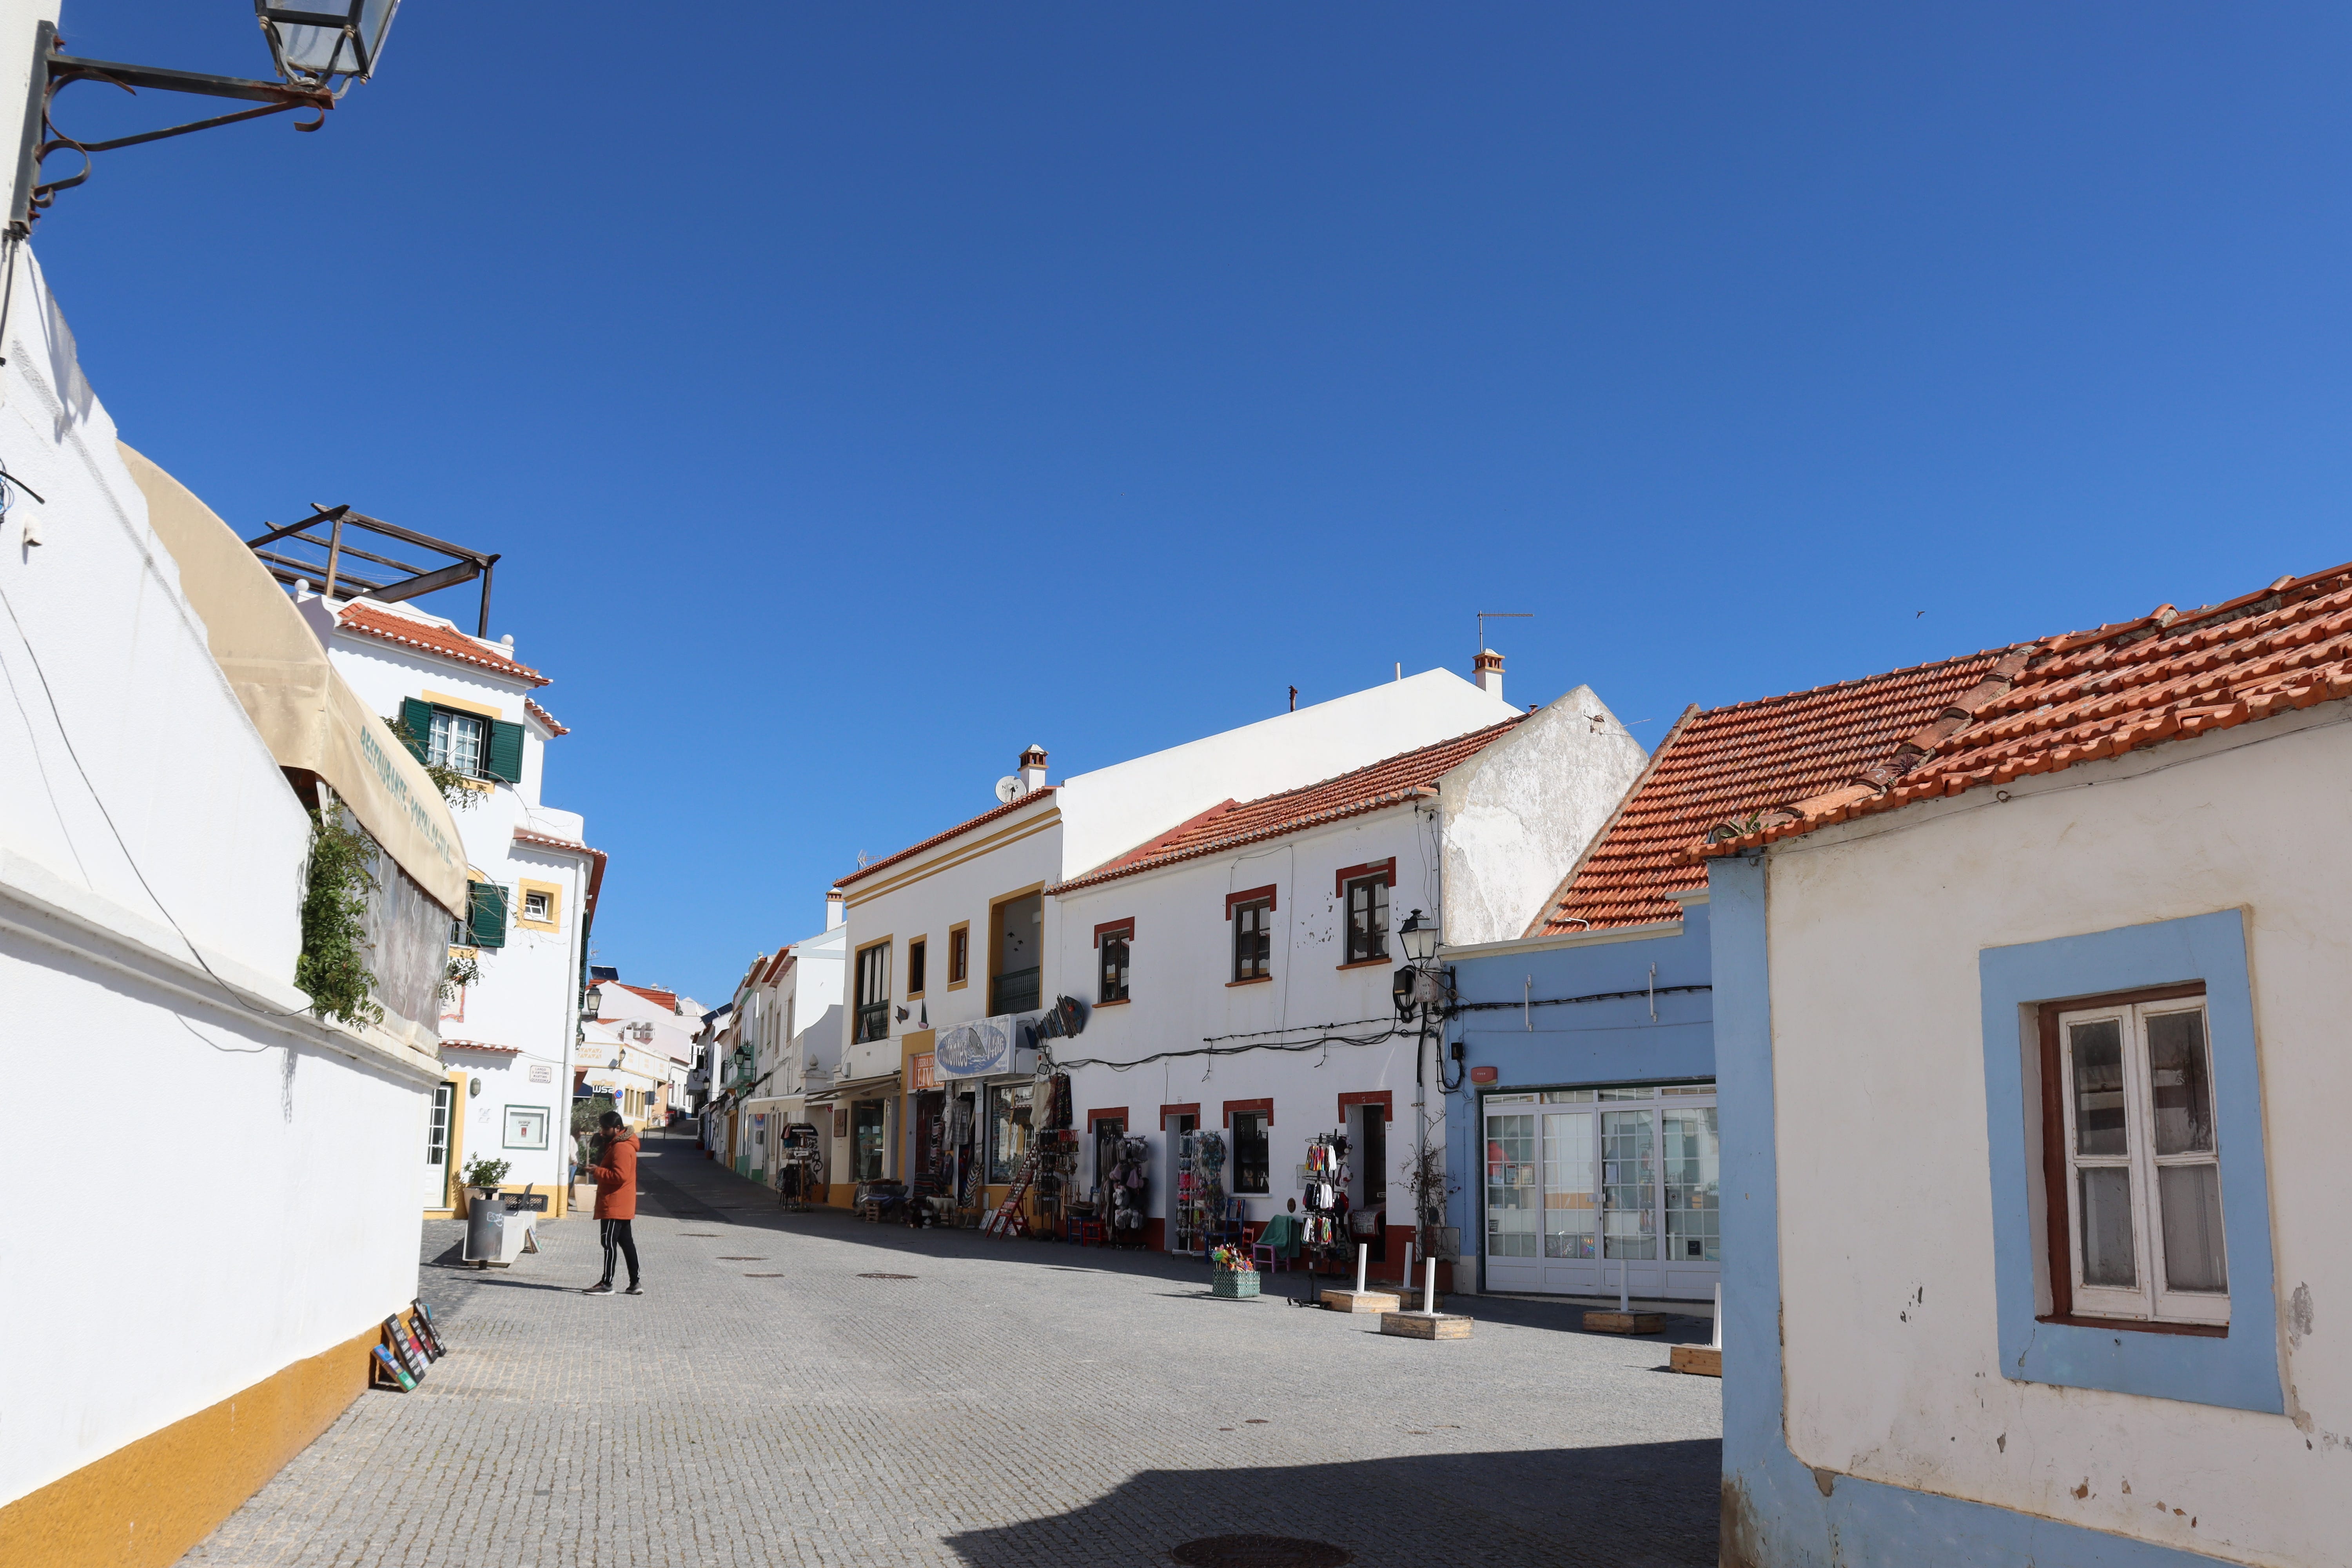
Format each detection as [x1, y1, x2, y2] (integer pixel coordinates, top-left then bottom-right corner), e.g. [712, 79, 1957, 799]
[182, 1132, 1721, 1568]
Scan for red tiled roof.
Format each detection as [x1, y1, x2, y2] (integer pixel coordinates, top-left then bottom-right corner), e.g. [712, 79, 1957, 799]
[1050, 717, 1526, 895]
[1536, 648, 2024, 933]
[440, 1039, 521, 1055]
[834, 787, 1058, 889]
[760, 946, 794, 985]
[524, 697, 568, 735]
[1702, 561, 2352, 857]
[603, 981, 679, 1013]
[335, 602, 552, 688]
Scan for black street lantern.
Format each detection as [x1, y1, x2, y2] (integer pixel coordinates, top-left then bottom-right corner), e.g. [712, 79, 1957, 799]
[256, 0, 403, 89]
[1399, 909, 1440, 965]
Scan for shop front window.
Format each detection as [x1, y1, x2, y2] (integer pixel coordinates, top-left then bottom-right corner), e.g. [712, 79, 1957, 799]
[1486, 1111, 1538, 1257]
[1662, 1106, 1720, 1263]
[989, 1083, 1033, 1183]
[1231, 1110, 1270, 1193]
[853, 1101, 884, 1181]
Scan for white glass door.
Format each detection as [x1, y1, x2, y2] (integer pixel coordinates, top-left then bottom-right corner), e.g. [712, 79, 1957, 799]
[421, 1082, 453, 1207]
[1483, 1084, 1717, 1300]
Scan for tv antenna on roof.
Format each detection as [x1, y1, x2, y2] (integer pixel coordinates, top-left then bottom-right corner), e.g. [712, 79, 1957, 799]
[1476, 611, 1533, 659]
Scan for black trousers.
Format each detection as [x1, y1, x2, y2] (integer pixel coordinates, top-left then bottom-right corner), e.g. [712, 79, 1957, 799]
[600, 1219, 639, 1285]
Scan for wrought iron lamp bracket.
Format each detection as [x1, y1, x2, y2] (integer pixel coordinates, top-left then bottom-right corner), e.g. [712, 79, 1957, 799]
[20, 25, 333, 225]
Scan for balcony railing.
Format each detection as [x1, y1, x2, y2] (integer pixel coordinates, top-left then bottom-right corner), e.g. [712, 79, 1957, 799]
[853, 1001, 891, 1044]
[990, 966, 1041, 1016]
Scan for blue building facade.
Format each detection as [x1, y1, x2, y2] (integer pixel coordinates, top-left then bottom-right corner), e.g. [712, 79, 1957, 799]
[1442, 893, 1719, 1300]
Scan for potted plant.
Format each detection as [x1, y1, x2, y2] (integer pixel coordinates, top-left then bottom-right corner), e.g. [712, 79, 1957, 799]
[1209, 1243, 1260, 1299]
[461, 1155, 510, 1209]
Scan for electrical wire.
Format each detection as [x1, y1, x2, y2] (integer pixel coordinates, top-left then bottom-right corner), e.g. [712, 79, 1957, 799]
[1053, 1019, 1410, 1074]
[1449, 982, 1711, 1014]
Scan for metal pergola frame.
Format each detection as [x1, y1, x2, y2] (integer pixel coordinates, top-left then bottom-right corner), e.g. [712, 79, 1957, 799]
[245, 504, 501, 638]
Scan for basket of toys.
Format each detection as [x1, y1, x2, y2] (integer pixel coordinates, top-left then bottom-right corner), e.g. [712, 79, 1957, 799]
[1209, 1244, 1260, 1299]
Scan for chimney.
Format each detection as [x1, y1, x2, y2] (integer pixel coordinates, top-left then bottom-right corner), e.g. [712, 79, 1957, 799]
[825, 891, 845, 931]
[1474, 648, 1504, 702]
[1019, 744, 1049, 795]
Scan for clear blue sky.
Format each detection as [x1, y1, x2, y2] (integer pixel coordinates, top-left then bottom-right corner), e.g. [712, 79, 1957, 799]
[42, 4, 2352, 1002]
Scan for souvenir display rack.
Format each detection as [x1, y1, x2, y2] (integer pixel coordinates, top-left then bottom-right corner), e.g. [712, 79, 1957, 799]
[1105, 1134, 1151, 1245]
[1176, 1129, 1225, 1256]
[1298, 1132, 1352, 1273]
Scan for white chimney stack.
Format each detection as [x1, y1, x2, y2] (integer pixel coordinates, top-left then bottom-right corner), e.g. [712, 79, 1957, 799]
[1474, 648, 1504, 702]
[1019, 744, 1049, 795]
[825, 891, 845, 930]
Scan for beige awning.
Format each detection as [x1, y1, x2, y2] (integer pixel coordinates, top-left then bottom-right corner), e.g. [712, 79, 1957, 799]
[122, 443, 469, 916]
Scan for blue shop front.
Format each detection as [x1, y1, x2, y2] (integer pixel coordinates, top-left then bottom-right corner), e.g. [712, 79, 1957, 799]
[1443, 891, 1718, 1301]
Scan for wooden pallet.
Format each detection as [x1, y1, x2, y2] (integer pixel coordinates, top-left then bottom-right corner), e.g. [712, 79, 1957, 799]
[1321, 1288, 1401, 1314]
[1380, 1310, 1472, 1340]
[1583, 1310, 1666, 1335]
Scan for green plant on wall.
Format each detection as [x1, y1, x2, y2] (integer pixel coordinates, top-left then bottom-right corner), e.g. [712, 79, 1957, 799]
[441, 946, 483, 1001]
[295, 802, 384, 1027]
[461, 1155, 510, 1191]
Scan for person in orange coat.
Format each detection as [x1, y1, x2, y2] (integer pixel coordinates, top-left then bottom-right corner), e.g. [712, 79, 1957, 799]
[583, 1111, 642, 1296]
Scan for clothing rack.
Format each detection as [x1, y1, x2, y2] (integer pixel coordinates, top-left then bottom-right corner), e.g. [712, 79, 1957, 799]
[1299, 1131, 1353, 1272]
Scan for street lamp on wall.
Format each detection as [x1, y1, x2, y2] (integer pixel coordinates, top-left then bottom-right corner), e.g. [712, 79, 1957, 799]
[9, 4, 401, 234]
[256, 1, 403, 88]
[1398, 909, 1440, 965]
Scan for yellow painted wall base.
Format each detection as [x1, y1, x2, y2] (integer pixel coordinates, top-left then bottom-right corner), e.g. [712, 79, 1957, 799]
[0, 1320, 381, 1568]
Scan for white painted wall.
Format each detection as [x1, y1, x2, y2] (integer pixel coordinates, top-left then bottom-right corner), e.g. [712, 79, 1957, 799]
[1049, 808, 1441, 1235]
[0, 246, 437, 1507]
[1759, 702, 2352, 1567]
[1438, 684, 1648, 946]
[1054, 669, 1521, 876]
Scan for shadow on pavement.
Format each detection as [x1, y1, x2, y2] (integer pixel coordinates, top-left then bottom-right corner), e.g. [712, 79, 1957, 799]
[943, 1442, 1720, 1568]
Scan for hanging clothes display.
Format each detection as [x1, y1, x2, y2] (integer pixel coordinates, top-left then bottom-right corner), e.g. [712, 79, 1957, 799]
[1107, 1135, 1151, 1245]
[1299, 1132, 1353, 1264]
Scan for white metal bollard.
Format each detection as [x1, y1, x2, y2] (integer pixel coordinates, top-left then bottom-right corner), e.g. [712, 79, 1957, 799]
[1400, 1240, 1413, 1301]
[1423, 1258, 1437, 1314]
[1355, 1242, 1368, 1295]
[1711, 1283, 1723, 1351]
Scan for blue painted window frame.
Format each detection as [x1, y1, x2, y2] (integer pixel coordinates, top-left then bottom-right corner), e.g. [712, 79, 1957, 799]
[1978, 909, 2282, 1413]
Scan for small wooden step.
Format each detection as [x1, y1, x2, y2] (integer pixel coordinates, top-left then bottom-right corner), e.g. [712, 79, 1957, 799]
[1380, 1310, 1472, 1340]
[1321, 1288, 1401, 1314]
[1670, 1344, 1722, 1376]
[1582, 1310, 1665, 1335]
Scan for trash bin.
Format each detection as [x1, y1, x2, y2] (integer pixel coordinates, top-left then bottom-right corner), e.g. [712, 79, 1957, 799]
[463, 1191, 506, 1263]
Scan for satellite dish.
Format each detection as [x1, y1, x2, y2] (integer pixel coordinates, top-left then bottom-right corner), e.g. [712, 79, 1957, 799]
[995, 775, 1024, 804]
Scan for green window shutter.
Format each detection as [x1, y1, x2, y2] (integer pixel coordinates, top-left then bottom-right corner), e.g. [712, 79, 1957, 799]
[468, 882, 508, 949]
[485, 719, 524, 784]
[398, 697, 434, 762]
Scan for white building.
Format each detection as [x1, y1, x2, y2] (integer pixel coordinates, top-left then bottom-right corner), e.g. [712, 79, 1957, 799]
[824, 663, 1538, 1218]
[0, 246, 464, 1560]
[1045, 683, 1645, 1270]
[717, 916, 848, 1187]
[301, 593, 604, 1217]
[588, 976, 700, 1129]
[1704, 569, 2352, 1567]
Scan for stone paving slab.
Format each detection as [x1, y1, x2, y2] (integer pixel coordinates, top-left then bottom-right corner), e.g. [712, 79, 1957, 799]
[181, 1131, 1720, 1567]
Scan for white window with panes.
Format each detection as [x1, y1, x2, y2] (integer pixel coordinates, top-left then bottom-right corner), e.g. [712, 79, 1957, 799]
[1482, 1082, 1719, 1300]
[2047, 989, 2227, 1327]
[428, 708, 484, 777]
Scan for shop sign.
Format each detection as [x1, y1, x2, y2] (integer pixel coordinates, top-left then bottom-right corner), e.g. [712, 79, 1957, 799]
[909, 1051, 939, 1092]
[936, 1017, 1013, 1078]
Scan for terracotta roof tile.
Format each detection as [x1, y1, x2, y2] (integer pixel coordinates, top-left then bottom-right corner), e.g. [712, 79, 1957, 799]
[439, 1039, 521, 1055]
[1537, 648, 2024, 933]
[834, 787, 1058, 889]
[524, 697, 568, 735]
[1702, 560, 2352, 856]
[512, 828, 607, 926]
[335, 602, 551, 688]
[1049, 717, 1526, 895]
[603, 981, 679, 1012]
